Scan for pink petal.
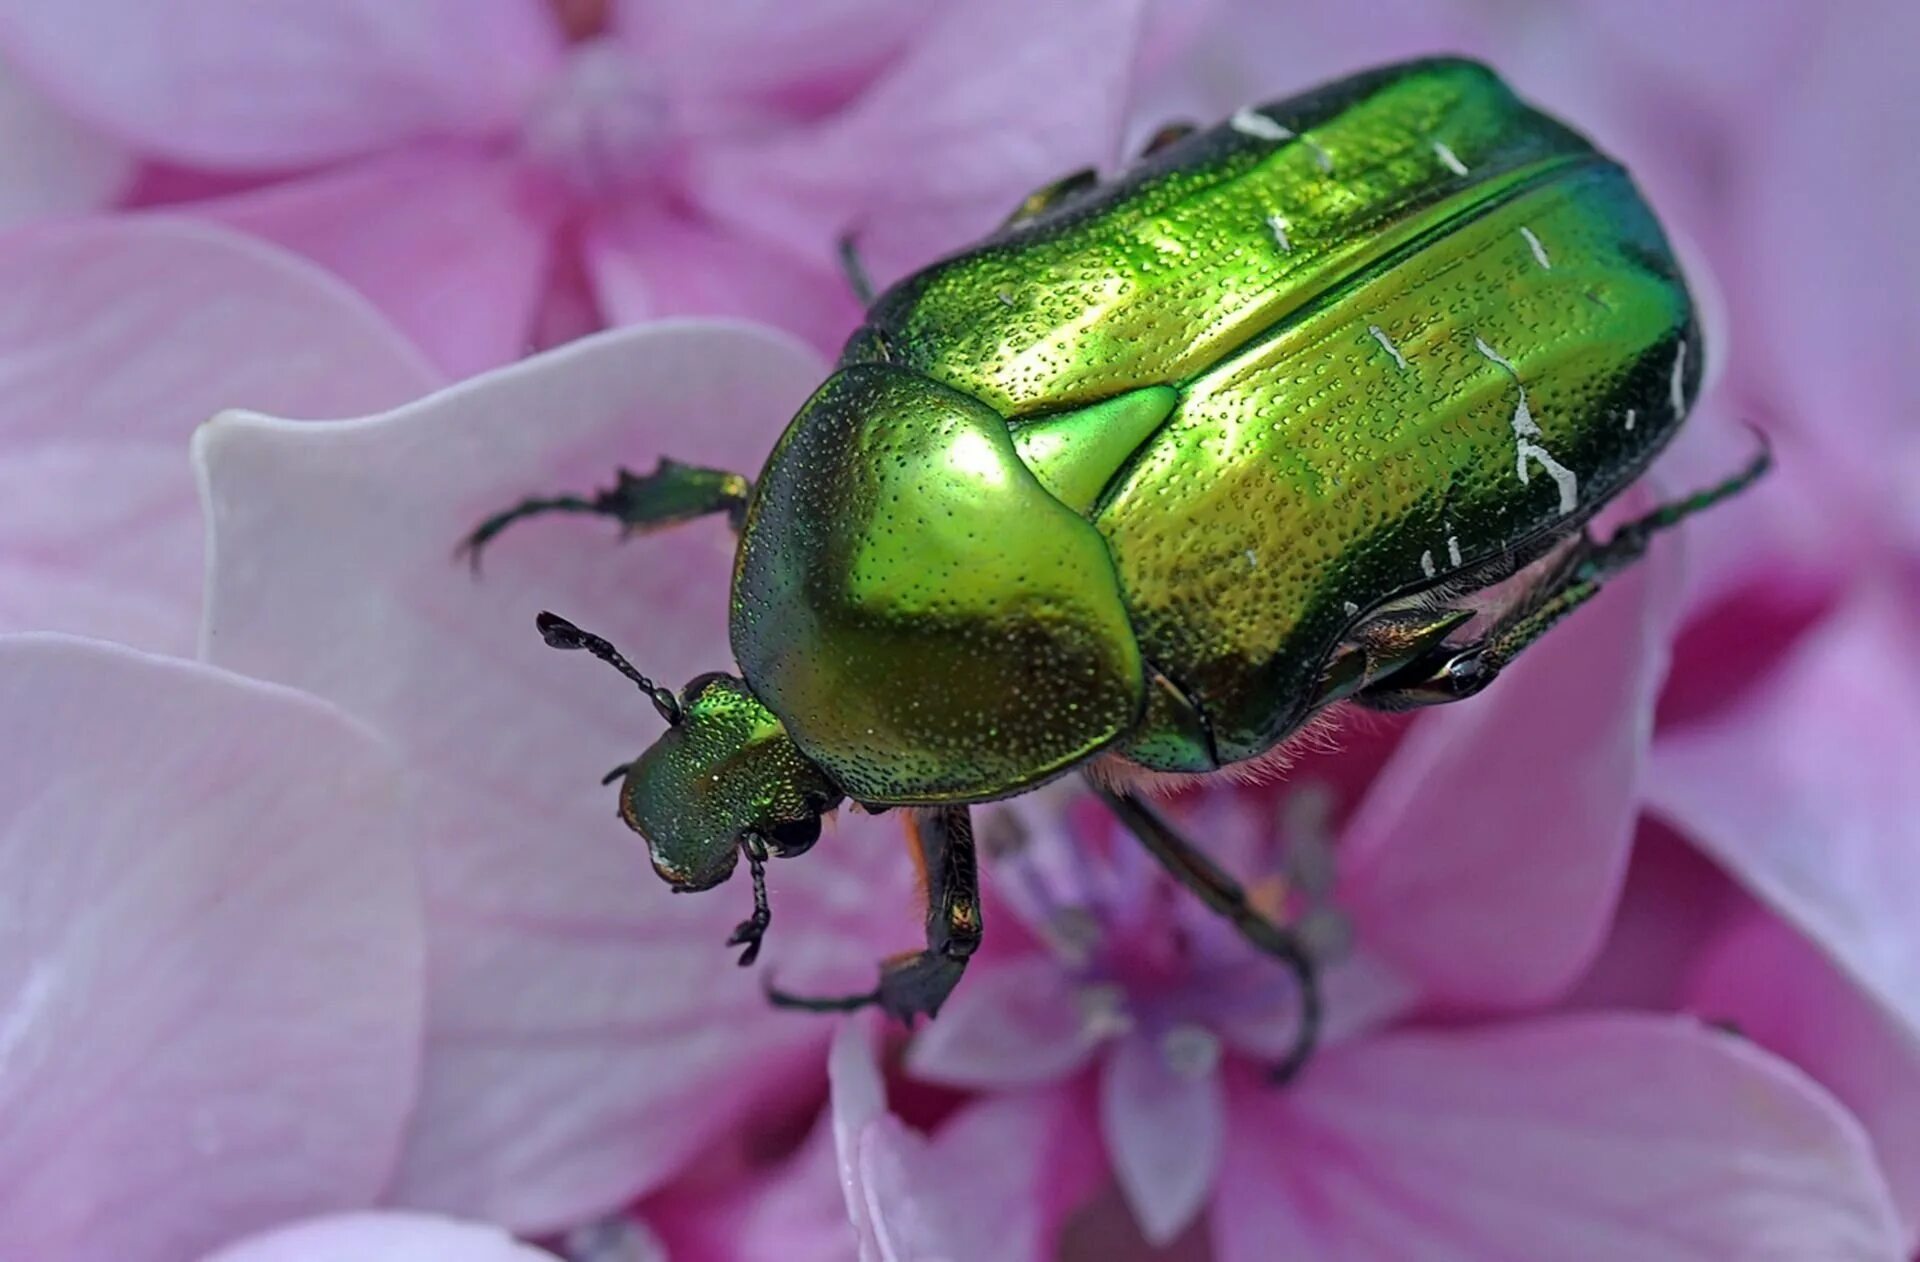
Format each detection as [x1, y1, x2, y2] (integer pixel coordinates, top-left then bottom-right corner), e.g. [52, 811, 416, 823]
[1738, 4, 1920, 529]
[585, 202, 863, 358]
[653, 1106, 870, 1262]
[1100, 1032, 1224, 1247]
[204, 1212, 559, 1262]
[1647, 593, 1920, 1056]
[0, 62, 131, 226]
[1214, 1014, 1904, 1261]
[195, 323, 920, 1231]
[0, 635, 423, 1262]
[692, 0, 1146, 288]
[0, 218, 435, 654]
[1690, 910, 1920, 1245]
[906, 954, 1102, 1089]
[1338, 541, 1684, 1010]
[831, 1024, 1066, 1262]
[0, 0, 562, 168]
[626, 0, 931, 115]
[1560, 822, 1747, 1014]
[1651, 583, 1920, 1044]
[198, 150, 551, 378]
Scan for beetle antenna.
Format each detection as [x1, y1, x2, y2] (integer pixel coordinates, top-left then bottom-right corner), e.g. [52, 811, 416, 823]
[535, 611, 682, 725]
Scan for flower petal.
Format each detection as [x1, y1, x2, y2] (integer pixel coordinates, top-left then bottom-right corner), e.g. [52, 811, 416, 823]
[1690, 910, 1920, 1246]
[204, 1212, 559, 1262]
[0, 0, 562, 168]
[906, 954, 1102, 1089]
[1214, 1014, 1903, 1262]
[585, 201, 862, 357]
[195, 323, 919, 1232]
[199, 150, 550, 378]
[0, 62, 131, 226]
[629, 0, 930, 114]
[1738, 4, 1920, 541]
[1338, 541, 1683, 1010]
[1647, 592, 1920, 1057]
[831, 1023, 1066, 1262]
[0, 635, 423, 1262]
[692, 0, 1146, 288]
[0, 218, 435, 654]
[1100, 1032, 1224, 1247]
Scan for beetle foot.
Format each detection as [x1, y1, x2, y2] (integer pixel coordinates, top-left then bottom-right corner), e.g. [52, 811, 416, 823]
[1264, 938, 1323, 1086]
[766, 947, 970, 1024]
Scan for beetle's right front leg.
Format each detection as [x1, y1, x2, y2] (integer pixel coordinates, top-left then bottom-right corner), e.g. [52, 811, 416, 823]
[458, 457, 753, 570]
[768, 804, 981, 1023]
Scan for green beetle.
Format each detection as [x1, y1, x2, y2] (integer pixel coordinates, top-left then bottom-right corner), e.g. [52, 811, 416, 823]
[466, 57, 1765, 1080]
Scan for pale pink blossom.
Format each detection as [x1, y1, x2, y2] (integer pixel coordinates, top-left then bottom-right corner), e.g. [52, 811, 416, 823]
[0, 0, 1147, 372]
[0, 218, 436, 652]
[192, 319, 921, 1233]
[0, 635, 423, 1260]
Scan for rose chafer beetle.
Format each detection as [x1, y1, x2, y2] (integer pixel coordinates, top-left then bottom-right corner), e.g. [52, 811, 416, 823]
[466, 57, 1766, 1080]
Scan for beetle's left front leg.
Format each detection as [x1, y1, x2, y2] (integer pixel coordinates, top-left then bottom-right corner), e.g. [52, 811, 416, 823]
[768, 804, 980, 1023]
[458, 457, 753, 570]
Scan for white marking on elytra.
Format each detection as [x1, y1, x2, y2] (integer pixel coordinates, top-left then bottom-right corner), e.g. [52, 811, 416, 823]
[1473, 334, 1580, 515]
[1343, 601, 1361, 616]
[1519, 225, 1552, 270]
[1624, 408, 1637, 432]
[1231, 107, 1292, 142]
[1368, 324, 1409, 371]
[1433, 140, 1469, 176]
[1266, 213, 1292, 253]
[1670, 340, 1689, 415]
[1447, 532, 1463, 567]
[1420, 550, 1437, 578]
[1230, 105, 1330, 172]
[1245, 548, 1259, 568]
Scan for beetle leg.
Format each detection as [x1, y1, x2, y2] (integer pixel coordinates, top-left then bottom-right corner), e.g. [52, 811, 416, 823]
[458, 457, 753, 571]
[1312, 606, 1477, 706]
[1356, 441, 1773, 710]
[836, 234, 875, 306]
[1089, 779, 1323, 1085]
[767, 804, 981, 1022]
[1139, 120, 1198, 157]
[1002, 167, 1099, 230]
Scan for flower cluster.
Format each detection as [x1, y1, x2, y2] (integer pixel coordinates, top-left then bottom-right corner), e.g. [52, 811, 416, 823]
[0, 2, 1913, 1260]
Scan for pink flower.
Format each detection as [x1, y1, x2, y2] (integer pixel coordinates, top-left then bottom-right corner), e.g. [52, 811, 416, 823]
[191, 313, 923, 1232]
[0, 0, 1147, 373]
[0, 633, 423, 1259]
[0, 219, 915, 1253]
[823, 540, 1903, 1256]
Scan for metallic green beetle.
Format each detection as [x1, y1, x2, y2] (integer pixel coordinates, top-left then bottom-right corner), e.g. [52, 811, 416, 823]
[467, 58, 1766, 1080]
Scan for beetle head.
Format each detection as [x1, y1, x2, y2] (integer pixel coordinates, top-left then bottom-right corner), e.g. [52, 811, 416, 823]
[535, 611, 841, 892]
[619, 672, 843, 890]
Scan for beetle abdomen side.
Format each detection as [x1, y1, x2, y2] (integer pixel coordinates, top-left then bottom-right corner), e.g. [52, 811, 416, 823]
[731, 365, 1145, 805]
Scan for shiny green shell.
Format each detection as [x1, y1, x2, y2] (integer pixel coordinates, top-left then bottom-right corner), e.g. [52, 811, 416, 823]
[733, 57, 1700, 804]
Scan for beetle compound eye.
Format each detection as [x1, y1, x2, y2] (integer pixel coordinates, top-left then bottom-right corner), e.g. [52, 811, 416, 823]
[766, 815, 822, 857]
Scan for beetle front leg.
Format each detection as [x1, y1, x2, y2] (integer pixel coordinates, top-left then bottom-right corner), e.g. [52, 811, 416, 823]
[768, 804, 980, 1023]
[1090, 780, 1323, 1084]
[458, 457, 753, 570]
